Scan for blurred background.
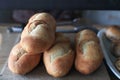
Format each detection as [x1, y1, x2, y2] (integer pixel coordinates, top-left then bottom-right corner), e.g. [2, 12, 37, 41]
[1, 10, 120, 26]
[0, 0, 120, 25]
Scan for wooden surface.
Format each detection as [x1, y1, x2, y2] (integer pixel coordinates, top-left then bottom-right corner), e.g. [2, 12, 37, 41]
[0, 24, 111, 80]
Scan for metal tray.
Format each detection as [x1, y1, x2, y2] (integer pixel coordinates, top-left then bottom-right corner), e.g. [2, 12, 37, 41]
[97, 29, 120, 79]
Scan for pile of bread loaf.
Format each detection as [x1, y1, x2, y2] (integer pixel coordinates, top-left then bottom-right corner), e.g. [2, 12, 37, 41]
[105, 26, 120, 71]
[8, 12, 103, 78]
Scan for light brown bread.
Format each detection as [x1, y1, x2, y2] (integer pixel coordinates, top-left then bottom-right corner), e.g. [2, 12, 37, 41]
[75, 29, 103, 75]
[28, 13, 56, 31]
[43, 33, 74, 77]
[105, 25, 120, 43]
[8, 43, 41, 75]
[20, 13, 56, 53]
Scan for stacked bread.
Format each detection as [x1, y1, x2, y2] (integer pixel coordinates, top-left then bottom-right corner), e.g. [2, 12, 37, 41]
[8, 13, 56, 74]
[8, 13, 74, 77]
[105, 25, 120, 71]
[8, 12, 104, 77]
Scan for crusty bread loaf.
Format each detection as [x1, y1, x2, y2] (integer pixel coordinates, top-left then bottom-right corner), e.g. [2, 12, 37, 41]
[75, 29, 99, 45]
[43, 33, 74, 77]
[8, 43, 41, 75]
[105, 25, 120, 43]
[20, 13, 56, 53]
[75, 29, 103, 75]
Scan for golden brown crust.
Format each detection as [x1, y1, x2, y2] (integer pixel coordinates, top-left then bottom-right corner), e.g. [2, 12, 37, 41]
[20, 13, 56, 53]
[75, 29, 99, 45]
[105, 25, 120, 43]
[28, 13, 56, 31]
[75, 29, 103, 75]
[43, 33, 74, 77]
[8, 43, 41, 75]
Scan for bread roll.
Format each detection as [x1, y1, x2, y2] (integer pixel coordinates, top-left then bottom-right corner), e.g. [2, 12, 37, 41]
[115, 57, 120, 71]
[43, 33, 74, 77]
[8, 43, 41, 75]
[20, 13, 56, 53]
[105, 25, 120, 43]
[112, 43, 120, 57]
[75, 29, 103, 75]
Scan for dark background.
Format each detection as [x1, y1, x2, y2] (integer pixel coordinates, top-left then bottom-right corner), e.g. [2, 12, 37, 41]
[0, 0, 120, 23]
[0, 0, 120, 10]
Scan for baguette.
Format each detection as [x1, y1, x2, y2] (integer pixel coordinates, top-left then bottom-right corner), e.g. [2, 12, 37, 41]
[75, 29, 103, 75]
[29, 13, 56, 31]
[8, 43, 41, 75]
[20, 13, 56, 53]
[43, 33, 74, 77]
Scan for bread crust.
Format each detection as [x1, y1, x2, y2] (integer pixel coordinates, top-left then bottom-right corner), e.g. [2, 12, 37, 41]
[20, 13, 56, 53]
[75, 29, 103, 75]
[43, 33, 74, 77]
[8, 43, 41, 75]
[28, 13, 56, 31]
